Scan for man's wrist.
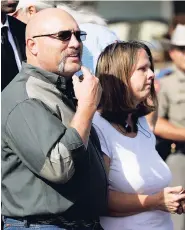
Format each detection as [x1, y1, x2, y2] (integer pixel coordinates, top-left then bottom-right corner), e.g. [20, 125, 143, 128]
[77, 101, 97, 114]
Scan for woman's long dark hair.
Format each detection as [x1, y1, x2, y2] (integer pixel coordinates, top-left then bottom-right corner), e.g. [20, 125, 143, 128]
[95, 40, 158, 130]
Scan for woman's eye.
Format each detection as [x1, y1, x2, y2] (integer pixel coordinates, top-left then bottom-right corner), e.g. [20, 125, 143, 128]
[139, 67, 146, 71]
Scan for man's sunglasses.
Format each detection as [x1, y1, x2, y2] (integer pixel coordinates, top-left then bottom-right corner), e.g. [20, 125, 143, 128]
[177, 46, 185, 53]
[32, 30, 87, 42]
[171, 45, 185, 53]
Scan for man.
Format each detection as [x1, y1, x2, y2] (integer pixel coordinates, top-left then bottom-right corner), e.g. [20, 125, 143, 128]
[2, 8, 107, 229]
[155, 14, 185, 81]
[1, 0, 26, 90]
[57, 3, 119, 75]
[11, 1, 119, 76]
[155, 24, 185, 230]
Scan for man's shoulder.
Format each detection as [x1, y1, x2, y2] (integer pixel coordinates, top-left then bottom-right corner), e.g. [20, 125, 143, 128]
[80, 23, 106, 32]
[158, 70, 182, 98]
[80, 23, 118, 42]
[8, 16, 26, 36]
[159, 71, 177, 85]
[8, 15, 26, 28]
[2, 71, 29, 114]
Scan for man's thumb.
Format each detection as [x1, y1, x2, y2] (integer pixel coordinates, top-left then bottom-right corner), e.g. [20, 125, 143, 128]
[72, 74, 80, 85]
[81, 66, 93, 79]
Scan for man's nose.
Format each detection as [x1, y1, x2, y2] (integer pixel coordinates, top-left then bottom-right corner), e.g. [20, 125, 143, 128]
[68, 34, 81, 48]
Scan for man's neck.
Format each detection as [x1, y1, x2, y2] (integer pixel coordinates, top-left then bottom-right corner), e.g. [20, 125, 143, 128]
[1, 13, 7, 24]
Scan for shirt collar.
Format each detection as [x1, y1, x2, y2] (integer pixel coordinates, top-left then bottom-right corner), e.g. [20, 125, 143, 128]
[174, 66, 185, 82]
[21, 62, 71, 92]
[1, 15, 10, 29]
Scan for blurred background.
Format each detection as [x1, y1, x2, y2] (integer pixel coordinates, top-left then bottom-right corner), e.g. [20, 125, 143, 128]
[56, 0, 185, 71]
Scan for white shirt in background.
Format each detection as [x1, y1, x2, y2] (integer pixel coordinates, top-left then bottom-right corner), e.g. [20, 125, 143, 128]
[78, 23, 119, 75]
[1, 17, 22, 71]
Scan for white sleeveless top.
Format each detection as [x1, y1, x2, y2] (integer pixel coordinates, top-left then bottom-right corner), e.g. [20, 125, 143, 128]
[92, 112, 173, 230]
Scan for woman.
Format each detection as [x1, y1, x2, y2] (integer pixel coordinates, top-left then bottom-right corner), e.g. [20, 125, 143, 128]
[92, 41, 185, 230]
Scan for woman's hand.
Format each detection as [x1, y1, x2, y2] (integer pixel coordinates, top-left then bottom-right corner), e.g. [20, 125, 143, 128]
[181, 199, 185, 213]
[154, 186, 185, 214]
[177, 190, 185, 215]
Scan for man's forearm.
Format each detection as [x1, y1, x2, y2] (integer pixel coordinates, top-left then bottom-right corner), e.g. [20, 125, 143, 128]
[154, 117, 185, 141]
[70, 104, 96, 147]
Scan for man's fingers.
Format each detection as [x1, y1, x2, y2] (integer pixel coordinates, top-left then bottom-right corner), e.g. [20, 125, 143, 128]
[81, 66, 93, 79]
[72, 74, 80, 84]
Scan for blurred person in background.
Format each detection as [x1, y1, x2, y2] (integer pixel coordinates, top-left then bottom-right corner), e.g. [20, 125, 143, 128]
[165, 14, 185, 41]
[1, 0, 26, 90]
[11, 1, 119, 76]
[156, 14, 185, 80]
[93, 40, 185, 230]
[10, 1, 119, 76]
[11, 0, 56, 24]
[154, 24, 185, 230]
[57, 2, 107, 26]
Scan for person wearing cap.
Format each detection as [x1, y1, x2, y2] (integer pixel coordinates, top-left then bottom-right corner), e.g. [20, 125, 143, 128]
[154, 24, 185, 230]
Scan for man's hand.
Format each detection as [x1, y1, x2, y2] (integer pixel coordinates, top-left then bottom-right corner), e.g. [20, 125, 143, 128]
[72, 66, 102, 111]
[71, 66, 102, 146]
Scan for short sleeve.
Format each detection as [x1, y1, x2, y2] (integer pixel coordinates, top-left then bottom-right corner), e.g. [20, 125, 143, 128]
[92, 113, 112, 159]
[5, 99, 85, 183]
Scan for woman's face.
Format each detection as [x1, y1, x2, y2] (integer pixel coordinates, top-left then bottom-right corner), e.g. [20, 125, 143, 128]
[130, 48, 155, 105]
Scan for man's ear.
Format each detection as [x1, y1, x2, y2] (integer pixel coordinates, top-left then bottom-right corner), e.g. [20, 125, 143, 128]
[27, 38, 38, 55]
[169, 48, 174, 60]
[27, 5, 37, 18]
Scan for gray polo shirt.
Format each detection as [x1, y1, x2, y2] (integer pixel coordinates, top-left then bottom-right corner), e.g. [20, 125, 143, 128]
[158, 66, 185, 128]
[1, 62, 107, 219]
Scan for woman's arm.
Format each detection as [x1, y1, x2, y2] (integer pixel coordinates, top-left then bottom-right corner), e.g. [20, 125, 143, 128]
[104, 155, 185, 216]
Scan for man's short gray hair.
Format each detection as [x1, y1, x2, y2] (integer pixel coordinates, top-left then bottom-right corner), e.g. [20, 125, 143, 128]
[16, 0, 56, 13]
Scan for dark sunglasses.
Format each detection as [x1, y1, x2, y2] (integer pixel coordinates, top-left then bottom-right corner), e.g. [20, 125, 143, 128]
[32, 30, 87, 42]
[177, 46, 185, 52]
[171, 45, 185, 52]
